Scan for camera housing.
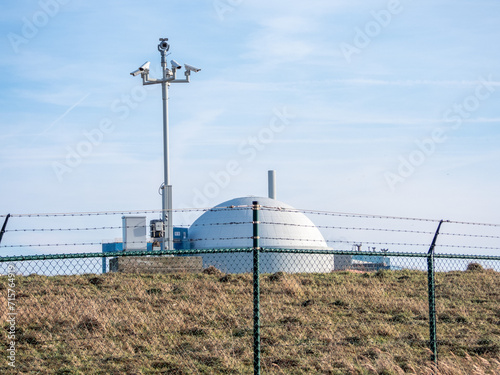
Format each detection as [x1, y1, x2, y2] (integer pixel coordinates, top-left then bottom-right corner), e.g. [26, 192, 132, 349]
[130, 61, 151, 76]
[184, 64, 201, 73]
[171, 60, 182, 70]
[139, 61, 150, 71]
[158, 38, 170, 52]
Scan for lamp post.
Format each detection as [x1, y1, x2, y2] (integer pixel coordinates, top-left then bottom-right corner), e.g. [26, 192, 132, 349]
[131, 38, 201, 250]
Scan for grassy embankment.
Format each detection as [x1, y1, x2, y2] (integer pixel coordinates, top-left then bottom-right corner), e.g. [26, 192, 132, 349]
[0, 266, 499, 374]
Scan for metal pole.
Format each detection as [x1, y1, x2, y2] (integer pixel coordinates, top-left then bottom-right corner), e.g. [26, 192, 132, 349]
[160, 49, 173, 251]
[252, 201, 261, 375]
[427, 220, 444, 365]
[131, 38, 200, 250]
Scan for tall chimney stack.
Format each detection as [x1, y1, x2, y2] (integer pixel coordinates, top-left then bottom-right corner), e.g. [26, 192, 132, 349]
[268, 170, 276, 199]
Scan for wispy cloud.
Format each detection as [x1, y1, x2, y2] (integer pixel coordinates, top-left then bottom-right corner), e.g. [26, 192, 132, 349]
[27, 93, 90, 147]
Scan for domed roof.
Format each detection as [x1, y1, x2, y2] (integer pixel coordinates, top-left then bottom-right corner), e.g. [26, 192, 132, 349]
[189, 196, 328, 249]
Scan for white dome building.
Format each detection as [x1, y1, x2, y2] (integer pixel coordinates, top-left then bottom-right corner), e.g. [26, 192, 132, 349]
[188, 196, 334, 273]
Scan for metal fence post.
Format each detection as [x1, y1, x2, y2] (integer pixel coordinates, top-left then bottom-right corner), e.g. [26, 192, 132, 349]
[252, 201, 261, 375]
[0, 214, 11, 245]
[427, 220, 444, 365]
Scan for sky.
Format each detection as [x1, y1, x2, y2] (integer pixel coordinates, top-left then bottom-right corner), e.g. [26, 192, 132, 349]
[0, 0, 499, 256]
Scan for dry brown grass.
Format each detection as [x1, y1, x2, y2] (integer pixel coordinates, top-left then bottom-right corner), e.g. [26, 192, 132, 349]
[0, 267, 499, 374]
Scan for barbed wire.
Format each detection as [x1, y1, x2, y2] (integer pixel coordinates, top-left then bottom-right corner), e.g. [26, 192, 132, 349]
[190, 221, 249, 227]
[440, 232, 500, 239]
[4, 219, 499, 241]
[189, 236, 252, 243]
[0, 243, 134, 248]
[3, 236, 497, 250]
[0, 205, 259, 218]
[0, 239, 184, 248]
[2, 207, 498, 253]
[1, 208, 206, 218]
[0, 236, 254, 248]
[261, 221, 500, 239]
[7, 223, 248, 232]
[260, 206, 443, 222]
[260, 206, 500, 227]
[6, 226, 124, 232]
[2, 206, 499, 228]
[4, 223, 499, 244]
[260, 236, 326, 244]
[0, 242, 102, 248]
[259, 221, 435, 235]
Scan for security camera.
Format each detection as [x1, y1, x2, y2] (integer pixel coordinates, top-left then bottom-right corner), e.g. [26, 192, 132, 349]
[130, 69, 141, 77]
[138, 61, 150, 71]
[130, 61, 151, 76]
[158, 38, 170, 52]
[184, 64, 201, 73]
[171, 60, 182, 70]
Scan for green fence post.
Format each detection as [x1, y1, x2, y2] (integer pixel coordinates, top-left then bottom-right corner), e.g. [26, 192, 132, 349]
[252, 201, 261, 375]
[0, 214, 11, 245]
[427, 220, 444, 366]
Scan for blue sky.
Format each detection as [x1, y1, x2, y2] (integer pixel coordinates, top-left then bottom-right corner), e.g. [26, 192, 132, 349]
[1, 0, 499, 255]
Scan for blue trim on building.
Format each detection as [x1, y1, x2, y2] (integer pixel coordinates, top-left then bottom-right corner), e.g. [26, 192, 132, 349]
[101, 227, 189, 273]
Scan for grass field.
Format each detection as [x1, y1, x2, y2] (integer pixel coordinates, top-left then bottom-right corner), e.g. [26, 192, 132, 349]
[1, 265, 499, 374]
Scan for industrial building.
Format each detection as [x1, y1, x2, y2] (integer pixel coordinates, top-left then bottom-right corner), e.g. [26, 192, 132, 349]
[102, 171, 389, 273]
[188, 195, 333, 273]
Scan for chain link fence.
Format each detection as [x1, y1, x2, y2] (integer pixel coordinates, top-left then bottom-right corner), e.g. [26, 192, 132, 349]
[1, 205, 499, 374]
[1, 250, 499, 374]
